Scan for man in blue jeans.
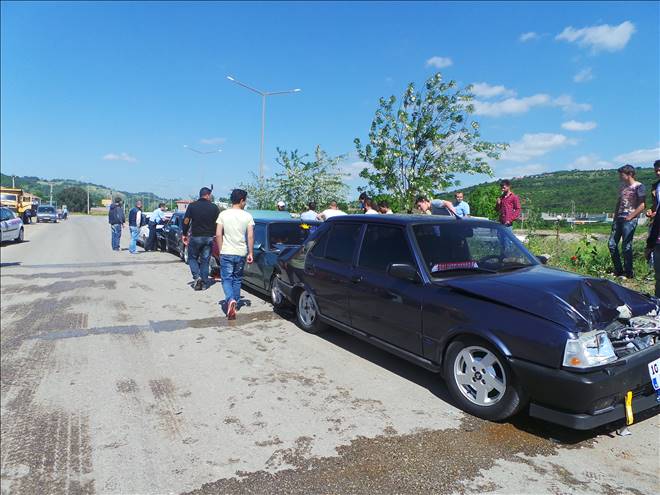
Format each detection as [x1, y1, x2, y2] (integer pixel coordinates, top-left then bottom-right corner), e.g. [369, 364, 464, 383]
[108, 198, 125, 251]
[215, 189, 254, 320]
[127, 200, 144, 254]
[182, 187, 220, 290]
[609, 164, 646, 279]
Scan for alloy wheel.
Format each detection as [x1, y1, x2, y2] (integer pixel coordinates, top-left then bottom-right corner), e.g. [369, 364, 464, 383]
[298, 291, 318, 327]
[453, 346, 507, 407]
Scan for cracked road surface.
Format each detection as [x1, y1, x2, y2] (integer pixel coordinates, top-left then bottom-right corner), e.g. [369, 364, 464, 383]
[1, 216, 659, 494]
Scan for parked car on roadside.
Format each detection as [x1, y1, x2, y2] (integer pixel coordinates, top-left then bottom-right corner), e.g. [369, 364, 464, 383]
[161, 211, 188, 262]
[0, 207, 24, 243]
[212, 217, 320, 305]
[276, 214, 660, 430]
[137, 211, 173, 250]
[36, 205, 58, 223]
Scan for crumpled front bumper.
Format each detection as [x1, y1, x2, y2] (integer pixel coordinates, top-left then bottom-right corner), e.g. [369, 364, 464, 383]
[510, 345, 660, 430]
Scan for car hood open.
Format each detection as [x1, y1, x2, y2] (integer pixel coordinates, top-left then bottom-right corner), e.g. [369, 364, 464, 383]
[442, 265, 657, 331]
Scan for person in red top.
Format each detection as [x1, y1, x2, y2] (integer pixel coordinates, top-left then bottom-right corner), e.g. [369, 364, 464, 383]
[495, 179, 521, 229]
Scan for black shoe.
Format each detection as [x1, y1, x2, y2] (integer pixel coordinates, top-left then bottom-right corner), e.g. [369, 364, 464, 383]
[624, 273, 635, 279]
[193, 277, 204, 291]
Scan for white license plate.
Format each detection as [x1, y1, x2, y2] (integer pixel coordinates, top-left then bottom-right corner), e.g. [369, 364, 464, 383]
[649, 358, 660, 391]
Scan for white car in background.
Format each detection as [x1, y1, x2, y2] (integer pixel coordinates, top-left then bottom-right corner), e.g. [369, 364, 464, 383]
[0, 207, 25, 243]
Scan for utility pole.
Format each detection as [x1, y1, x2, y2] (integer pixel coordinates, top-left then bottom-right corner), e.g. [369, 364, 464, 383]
[87, 185, 90, 214]
[49, 183, 53, 205]
[12, 175, 15, 188]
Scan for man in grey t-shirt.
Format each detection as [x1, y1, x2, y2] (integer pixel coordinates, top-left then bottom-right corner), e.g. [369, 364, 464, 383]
[609, 164, 646, 278]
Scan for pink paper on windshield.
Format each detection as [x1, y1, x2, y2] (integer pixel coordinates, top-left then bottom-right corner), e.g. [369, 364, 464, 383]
[431, 261, 478, 272]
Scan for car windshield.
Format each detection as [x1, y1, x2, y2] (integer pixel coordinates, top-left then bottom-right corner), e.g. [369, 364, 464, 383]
[38, 206, 56, 213]
[268, 223, 315, 248]
[413, 223, 537, 276]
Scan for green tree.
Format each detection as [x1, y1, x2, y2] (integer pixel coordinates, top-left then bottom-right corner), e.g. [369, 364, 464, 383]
[467, 184, 500, 219]
[56, 186, 87, 212]
[242, 146, 349, 212]
[273, 146, 348, 213]
[241, 173, 278, 210]
[354, 72, 506, 212]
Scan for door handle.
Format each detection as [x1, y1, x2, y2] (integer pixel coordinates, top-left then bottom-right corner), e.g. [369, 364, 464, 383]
[350, 275, 363, 284]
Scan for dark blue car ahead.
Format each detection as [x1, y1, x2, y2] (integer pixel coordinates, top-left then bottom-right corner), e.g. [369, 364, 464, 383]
[276, 214, 660, 429]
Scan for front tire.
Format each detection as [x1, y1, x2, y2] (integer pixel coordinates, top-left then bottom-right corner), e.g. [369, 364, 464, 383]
[296, 289, 327, 334]
[444, 337, 526, 422]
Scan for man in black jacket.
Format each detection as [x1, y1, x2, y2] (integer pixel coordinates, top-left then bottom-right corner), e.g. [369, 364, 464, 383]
[183, 187, 220, 290]
[108, 198, 125, 251]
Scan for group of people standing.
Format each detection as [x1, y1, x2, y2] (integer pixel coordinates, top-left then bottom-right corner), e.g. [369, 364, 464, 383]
[108, 198, 169, 253]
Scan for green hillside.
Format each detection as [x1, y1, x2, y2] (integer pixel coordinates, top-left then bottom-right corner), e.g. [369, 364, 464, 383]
[0, 173, 173, 209]
[454, 168, 658, 214]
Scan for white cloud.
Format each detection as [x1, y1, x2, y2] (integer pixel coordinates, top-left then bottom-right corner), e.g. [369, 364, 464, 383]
[470, 82, 516, 99]
[502, 133, 576, 162]
[614, 146, 660, 165]
[472, 94, 550, 117]
[199, 137, 226, 145]
[519, 32, 539, 42]
[567, 154, 613, 170]
[573, 67, 593, 83]
[425, 56, 453, 69]
[102, 152, 137, 163]
[552, 94, 592, 113]
[556, 21, 636, 52]
[500, 163, 546, 177]
[340, 161, 373, 180]
[561, 120, 597, 131]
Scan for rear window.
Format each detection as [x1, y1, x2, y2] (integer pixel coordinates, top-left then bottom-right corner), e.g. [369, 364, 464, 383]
[38, 206, 55, 213]
[268, 223, 313, 248]
[324, 223, 362, 264]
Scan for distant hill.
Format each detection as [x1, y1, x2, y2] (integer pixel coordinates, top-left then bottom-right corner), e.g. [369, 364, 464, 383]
[454, 168, 658, 214]
[0, 173, 174, 209]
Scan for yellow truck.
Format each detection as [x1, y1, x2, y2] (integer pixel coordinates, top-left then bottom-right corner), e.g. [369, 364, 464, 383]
[0, 187, 41, 223]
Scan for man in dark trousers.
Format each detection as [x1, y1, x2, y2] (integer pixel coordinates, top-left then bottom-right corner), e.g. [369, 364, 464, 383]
[182, 187, 220, 290]
[646, 204, 660, 297]
[108, 197, 125, 251]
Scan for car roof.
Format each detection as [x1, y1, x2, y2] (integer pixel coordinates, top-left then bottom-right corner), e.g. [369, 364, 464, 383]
[325, 214, 500, 228]
[254, 217, 320, 225]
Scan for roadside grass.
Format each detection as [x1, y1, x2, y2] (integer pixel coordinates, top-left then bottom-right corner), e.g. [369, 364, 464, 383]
[526, 233, 654, 295]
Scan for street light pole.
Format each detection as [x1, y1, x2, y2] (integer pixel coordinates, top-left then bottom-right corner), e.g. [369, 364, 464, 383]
[226, 75, 301, 181]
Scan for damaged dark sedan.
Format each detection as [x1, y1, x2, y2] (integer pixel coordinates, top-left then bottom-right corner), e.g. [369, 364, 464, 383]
[275, 215, 660, 429]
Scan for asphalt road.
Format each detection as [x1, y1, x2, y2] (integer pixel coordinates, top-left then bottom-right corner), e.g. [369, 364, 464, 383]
[1, 216, 659, 494]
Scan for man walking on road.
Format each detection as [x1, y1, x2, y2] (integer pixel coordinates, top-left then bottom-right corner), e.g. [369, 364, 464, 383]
[495, 180, 520, 229]
[108, 198, 125, 251]
[128, 200, 144, 254]
[146, 203, 167, 251]
[609, 164, 646, 278]
[183, 187, 220, 290]
[216, 189, 254, 320]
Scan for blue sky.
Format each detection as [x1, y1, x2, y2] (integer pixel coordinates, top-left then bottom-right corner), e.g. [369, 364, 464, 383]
[2, 1, 659, 200]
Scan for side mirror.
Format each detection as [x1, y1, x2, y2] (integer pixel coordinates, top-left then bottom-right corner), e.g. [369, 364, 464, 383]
[536, 255, 549, 265]
[387, 263, 420, 283]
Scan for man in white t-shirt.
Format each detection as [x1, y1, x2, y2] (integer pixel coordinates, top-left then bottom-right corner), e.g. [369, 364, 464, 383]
[318, 201, 347, 220]
[216, 189, 255, 320]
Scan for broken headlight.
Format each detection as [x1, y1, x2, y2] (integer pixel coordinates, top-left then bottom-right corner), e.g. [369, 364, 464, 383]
[563, 331, 617, 369]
